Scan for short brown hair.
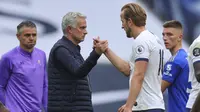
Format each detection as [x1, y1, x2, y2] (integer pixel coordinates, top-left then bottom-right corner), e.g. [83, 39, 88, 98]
[163, 20, 182, 29]
[121, 3, 147, 27]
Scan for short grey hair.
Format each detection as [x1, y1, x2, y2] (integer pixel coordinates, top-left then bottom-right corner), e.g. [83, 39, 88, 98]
[62, 12, 86, 34]
[17, 20, 36, 34]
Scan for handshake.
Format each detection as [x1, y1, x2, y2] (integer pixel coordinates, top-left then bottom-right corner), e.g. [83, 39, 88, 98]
[93, 37, 109, 55]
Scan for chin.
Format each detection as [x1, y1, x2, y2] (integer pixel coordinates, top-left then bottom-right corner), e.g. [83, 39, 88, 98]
[126, 35, 132, 38]
[79, 40, 84, 43]
[165, 47, 171, 50]
[27, 44, 35, 49]
[81, 38, 85, 42]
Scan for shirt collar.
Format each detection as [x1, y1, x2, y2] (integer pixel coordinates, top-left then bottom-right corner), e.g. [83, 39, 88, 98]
[62, 36, 81, 52]
[17, 46, 33, 57]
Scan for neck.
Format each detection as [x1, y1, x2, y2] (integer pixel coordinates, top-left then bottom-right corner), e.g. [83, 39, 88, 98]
[64, 34, 79, 45]
[20, 45, 33, 53]
[170, 44, 182, 56]
[131, 26, 146, 39]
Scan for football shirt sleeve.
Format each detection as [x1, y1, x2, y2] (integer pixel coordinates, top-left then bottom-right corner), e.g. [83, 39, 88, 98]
[133, 41, 150, 62]
[190, 41, 200, 64]
[162, 62, 182, 83]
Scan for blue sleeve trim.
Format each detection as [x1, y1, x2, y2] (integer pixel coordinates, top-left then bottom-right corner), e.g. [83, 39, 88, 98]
[135, 58, 149, 62]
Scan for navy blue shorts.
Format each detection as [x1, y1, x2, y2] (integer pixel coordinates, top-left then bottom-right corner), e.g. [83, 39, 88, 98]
[133, 109, 164, 112]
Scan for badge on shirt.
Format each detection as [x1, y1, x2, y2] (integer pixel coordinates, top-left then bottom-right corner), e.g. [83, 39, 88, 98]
[163, 64, 172, 76]
[135, 45, 145, 54]
[193, 48, 200, 57]
[166, 64, 172, 71]
[37, 60, 41, 65]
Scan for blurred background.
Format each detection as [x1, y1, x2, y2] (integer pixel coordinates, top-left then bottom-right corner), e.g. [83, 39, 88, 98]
[0, 0, 199, 111]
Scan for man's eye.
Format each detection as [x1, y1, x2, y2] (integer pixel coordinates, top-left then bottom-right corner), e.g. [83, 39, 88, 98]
[25, 34, 31, 37]
[80, 27, 86, 29]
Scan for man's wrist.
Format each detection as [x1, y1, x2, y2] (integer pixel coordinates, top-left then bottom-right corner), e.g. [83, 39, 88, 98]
[94, 48, 102, 55]
[125, 101, 136, 108]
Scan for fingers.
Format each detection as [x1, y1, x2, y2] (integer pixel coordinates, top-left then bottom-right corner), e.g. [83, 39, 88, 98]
[93, 36, 100, 42]
[118, 106, 124, 112]
[118, 104, 127, 112]
[93, 36, 107, 44]
[93, 36, 109, 53]
[93, 40, 108, 48]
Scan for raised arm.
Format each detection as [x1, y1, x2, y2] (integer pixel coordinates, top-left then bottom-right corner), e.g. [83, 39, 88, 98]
[55, 40, 107, 78]
[104, 48, 130, 76]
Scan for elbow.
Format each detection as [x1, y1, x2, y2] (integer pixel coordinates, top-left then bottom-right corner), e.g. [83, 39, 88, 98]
[120, 67, 130, 77]
[132, 72, 144, 83]
[121, 63, 131, 77]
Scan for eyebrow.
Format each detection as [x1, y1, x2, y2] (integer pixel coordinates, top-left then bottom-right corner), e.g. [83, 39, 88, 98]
[24, 33, 37, 36]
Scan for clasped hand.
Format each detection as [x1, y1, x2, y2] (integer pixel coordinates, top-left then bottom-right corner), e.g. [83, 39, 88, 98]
[93, 37, 108, 54]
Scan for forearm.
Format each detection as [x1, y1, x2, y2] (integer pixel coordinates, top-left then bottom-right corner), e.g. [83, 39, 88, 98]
[57, 48, 101, 78]
[104, 48, 130, 76]
[0, 87, 5, 104]
[161, 80, 171, 93]
[191, 93, 200, 112]
[74, 50, 101, 78]
[161, 84, 166, 93]
[126, 74, 143, 108]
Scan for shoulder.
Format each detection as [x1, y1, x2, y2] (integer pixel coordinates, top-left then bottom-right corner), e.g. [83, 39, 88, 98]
[52, 39, 70, 51]
[189, 37, 200, 50]
[189, 38, 200, 57]
[171, 49, 188, 68]
[0, 47, 18, 62]
[34, 48, 46, 57]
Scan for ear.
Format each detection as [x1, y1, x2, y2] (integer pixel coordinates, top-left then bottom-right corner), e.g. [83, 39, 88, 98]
[178, 34, 183, 41]
[127, 18, 133, 27]
[16, 34, 20, 40]
[66, 26, 73, 34]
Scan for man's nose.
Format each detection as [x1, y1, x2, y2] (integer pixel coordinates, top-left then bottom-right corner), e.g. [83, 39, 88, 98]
[29, 35, 34, 40]
[163, 35, 167, 40]
[84, 30, 88, 35]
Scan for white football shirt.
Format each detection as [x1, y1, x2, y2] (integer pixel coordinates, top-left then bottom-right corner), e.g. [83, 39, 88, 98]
[129, 30, 165, 111]
[186, 35, 200, 109]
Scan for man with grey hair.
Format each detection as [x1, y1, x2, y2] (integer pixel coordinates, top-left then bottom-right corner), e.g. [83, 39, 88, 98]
[0, 20, 47, 112]
[48, 12, 108, 112]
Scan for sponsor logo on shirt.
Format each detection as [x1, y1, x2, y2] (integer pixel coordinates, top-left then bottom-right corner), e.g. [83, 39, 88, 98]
[163, 64, 172, 76]
[166, 64, 172, 71]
